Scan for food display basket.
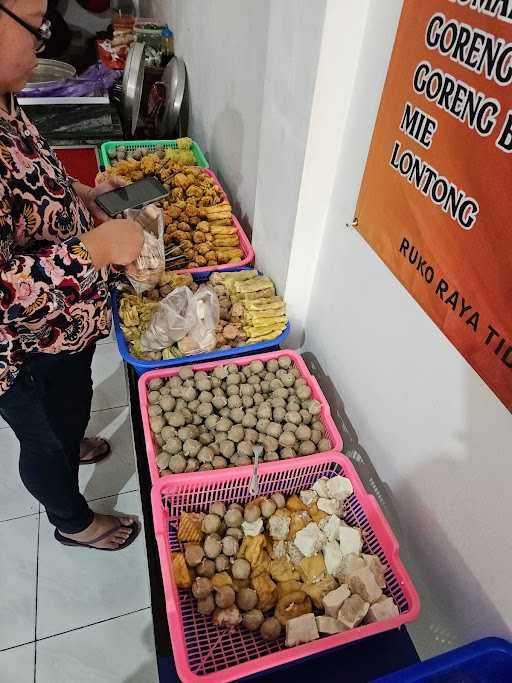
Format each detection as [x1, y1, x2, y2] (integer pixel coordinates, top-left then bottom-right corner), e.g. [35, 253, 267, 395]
[113, 262, 288, 375]
[173, 169, 255, 276]
[138, 350, 343, 484]
[150, 452, 420, 683]
[100, 164, 255, 275]
[375, 637, 512, 682]
[99, 138, 209, 168]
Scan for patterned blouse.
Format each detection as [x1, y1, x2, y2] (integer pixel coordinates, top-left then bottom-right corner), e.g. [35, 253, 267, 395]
[0, 105, 111, 395]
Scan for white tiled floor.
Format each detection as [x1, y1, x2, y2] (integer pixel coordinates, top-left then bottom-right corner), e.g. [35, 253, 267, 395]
[80, 407, 138, 502]
[37, 492, 150, 639]
[91, 342, 129, 412]
[36, 610, 158, 683]
[0, 642, 35, 683]
[0, 515, 38, 650]
[0, 429, 39, 522]
[0, 341, 159, 683]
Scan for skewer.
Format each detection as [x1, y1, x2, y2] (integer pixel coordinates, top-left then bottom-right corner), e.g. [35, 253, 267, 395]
[164, 245, 182, 257]
[165, 255, 190, 270]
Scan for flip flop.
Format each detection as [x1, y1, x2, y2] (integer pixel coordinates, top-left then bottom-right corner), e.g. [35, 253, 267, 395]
[79, 437, 111, 466]
[54, 519, 140, 551]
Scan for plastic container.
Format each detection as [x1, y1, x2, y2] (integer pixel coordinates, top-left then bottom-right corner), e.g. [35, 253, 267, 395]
[150, 451, 420, 683]
[112, 2, 135, 32]
[169, 168, 255, 276]
[374, 637, 512, 682]
[161, 25, 174, 66]
[100, 138, 209, 168]
[113, 260, 282, 375]
[170, 211, 254, 277]
[112, 287, 290, 375]
[98, 163, 254, 275]
[138, 350, 343, 484]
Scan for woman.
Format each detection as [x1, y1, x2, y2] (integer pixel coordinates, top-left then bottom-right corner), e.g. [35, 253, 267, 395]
[0, 0, 144, 551]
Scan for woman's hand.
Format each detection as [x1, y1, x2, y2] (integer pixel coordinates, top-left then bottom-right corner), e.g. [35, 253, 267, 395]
[80, 219, 144, 270]
[74, 177, 127, 224]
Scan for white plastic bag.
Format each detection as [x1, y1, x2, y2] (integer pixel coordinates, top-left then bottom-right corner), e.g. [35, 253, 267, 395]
[140, 286, 196, 351]
[178, 286, 220, 355]
[139, 285, 219, 354]
[124, 205, 165, 294]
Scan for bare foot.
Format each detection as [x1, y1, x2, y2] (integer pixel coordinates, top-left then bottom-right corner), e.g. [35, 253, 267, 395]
[60, 514, 136, 550]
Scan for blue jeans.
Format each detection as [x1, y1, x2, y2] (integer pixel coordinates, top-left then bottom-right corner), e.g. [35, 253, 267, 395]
[0, 345, 96, 533]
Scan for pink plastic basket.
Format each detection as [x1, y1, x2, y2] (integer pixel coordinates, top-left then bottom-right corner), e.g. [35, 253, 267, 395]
[151, 451, 421, 683]
[138, 350, 343, 485]
[173, 169, 255, 275]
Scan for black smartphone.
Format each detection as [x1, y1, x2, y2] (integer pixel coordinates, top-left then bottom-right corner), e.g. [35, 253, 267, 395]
[95, 176, 168, 217]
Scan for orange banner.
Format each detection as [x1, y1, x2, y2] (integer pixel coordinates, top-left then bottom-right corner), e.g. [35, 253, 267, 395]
[356, 0, 512, 411]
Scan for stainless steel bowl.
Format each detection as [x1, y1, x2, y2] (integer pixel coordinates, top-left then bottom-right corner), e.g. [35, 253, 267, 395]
[122, 42, 146, 135]
[158, 56, 186, 136]
[24, 59, 76, 89]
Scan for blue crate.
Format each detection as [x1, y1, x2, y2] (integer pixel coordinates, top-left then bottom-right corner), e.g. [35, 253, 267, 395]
[111, 272, 290, 375]
[374, 638, 512, 683]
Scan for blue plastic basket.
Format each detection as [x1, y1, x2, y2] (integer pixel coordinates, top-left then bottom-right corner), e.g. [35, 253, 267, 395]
[111, 272, 291, 375]
[374, 638, 512, 683]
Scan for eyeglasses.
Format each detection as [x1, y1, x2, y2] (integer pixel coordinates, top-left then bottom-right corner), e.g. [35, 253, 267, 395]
[0, 4, 51, 53]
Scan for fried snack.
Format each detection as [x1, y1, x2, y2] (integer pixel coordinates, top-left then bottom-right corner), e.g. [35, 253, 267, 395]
[176, 137, 193, 150]
[140, 153, 161, 175]
[246, 330, 288, 344]
[118, 296, 139, 327]
[246, 313, 287, 327]
[238, 534, 266, 567]
[210, 225, 237, 236]
[118, 294, 161, 359]
[270, 558, 300, 583]
[245, 297, 284, 311]
[173, 172, 195, 189]
[308, 503, 328, 524]
[286, 495, 307, 513]
[214, 237, 240, 248]
[233, 276, 275, 297]
[297, 553, 326, 584]
[161, 272, 194, 289]
[270, 539, 288, 560]
[275, 591, 313, 626]
[160, 173, 240, 266]
[105, 157, 143, 182]
[220, 270, 258, 288]
[206, 203, 232, 222]
[241, 287, 275, 302]
[302, 575, 338, 609]
[251, 573, 278, 613]
[215, 248, 243, 263]
[268, 509, 291, 541]
[288, 512, 312, 541]
[252, 550, 271, 578]
[245, 307, 286, 322]
[211, 572, 233, 589]
[276, 580, 305, 600]
[171, 552, 193, 589]
[177, 512, 205, 543]
[264, 533, 275, 555]
[245, 322, 287, 339]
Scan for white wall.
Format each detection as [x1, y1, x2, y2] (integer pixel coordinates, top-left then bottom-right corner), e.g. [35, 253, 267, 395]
[280, 0, 370, 346]
[251, 0, 327, 294]
[304, 0, 512, 659]
[152, 0, 326, 280]
[152, 0, 271, 232]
